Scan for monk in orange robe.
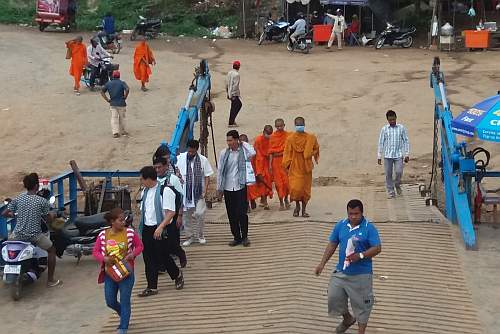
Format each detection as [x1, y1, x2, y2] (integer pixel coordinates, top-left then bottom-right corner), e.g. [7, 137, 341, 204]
[66, 36, 87, 95]
[253, 125, 274, 209]
[282, 117, 319, 218]
[268, 118, 290, 211]
[239, 134, 259, 210]
[133, 39, 156, 91]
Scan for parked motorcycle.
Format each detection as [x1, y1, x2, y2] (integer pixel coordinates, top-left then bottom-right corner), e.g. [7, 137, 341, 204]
[287, 28, 313, 54]
[130, 15, 162, 41]
[375, 23, 416, 49]
[82, 56, 119, 88]
[51, 211, 133, 262]
[258, 18, 290, 45]
[96, 26, 122, 54]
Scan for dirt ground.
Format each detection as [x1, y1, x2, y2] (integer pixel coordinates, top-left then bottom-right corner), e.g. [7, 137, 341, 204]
[0, 24, 499, 333]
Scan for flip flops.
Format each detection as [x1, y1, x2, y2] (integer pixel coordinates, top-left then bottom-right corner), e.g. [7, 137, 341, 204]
[47, 279, 62, 288]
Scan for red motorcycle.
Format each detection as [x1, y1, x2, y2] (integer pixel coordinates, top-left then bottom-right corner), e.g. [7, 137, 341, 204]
[35, 0, 76, 32]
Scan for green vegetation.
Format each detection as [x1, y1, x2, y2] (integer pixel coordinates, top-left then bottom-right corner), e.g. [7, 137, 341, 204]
[0, 0, 238, 37]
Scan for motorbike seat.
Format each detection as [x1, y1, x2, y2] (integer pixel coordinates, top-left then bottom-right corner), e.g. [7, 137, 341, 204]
[70, 236, 96, 244]
[146, 19, 161, 25]
[399, 27, 414, 33]
[74, 212, 108, 231]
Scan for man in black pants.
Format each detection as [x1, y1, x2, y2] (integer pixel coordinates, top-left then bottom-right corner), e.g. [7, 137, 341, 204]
[217, 130, 256, 246]
[137, 166, 184, 297]
[225, 61, 242, 127]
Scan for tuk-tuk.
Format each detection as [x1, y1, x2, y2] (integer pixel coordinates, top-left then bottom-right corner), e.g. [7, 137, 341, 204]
[35, 0, 76, 32]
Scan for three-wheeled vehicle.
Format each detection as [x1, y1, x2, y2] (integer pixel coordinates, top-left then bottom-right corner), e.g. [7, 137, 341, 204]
[35, 0, 76, 32]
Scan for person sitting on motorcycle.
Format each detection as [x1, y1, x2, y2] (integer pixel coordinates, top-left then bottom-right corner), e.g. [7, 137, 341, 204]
[289, 12, 307, 44]
[1, 173, 61, 287]
[87, 37, 112, 90]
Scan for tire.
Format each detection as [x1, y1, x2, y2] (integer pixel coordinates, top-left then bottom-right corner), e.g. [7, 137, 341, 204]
[130, 29, 138, 41]
[39, 23, 48, 32]
[113, 40, 121, 54]
[375, 37, 385, 50]
[11, 275, 22, 301]
[286, 42, 294, 52]
[258, 32, 266, 45]
[401, 36, 413, 48]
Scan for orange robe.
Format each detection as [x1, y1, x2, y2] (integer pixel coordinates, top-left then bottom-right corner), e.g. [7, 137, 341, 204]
[282, 132, 319, 202]
[247, 157, 261, 201]
[66, 41, 87, 90]
[133, 42, 155, 83]
[268, 130, 289, 199]
[253, 134, 273, 199]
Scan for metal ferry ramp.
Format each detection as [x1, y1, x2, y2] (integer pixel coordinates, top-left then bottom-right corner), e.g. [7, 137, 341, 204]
[101, 185, 481, 333]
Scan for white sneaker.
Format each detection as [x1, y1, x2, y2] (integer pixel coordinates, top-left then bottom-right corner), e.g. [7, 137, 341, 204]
[182, 238, 194, 247]
[198, 237, 207, 245]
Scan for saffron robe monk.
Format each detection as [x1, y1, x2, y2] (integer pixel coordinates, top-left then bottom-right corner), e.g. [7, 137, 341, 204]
[66, 36, 87, 95]
[268, 118, 290, 211]
[282, 117, 319, 218]
[252, 125, 274, 209]
[133, 39, 156, 91]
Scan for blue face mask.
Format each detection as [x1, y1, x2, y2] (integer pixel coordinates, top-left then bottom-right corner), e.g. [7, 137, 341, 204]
[295, 125, 305, 133]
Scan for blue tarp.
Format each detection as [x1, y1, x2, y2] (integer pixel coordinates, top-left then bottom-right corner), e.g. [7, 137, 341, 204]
[320, 0, 369, 6]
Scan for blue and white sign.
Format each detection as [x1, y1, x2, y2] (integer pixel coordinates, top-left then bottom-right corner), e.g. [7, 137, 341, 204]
[451, 94, 500, 142]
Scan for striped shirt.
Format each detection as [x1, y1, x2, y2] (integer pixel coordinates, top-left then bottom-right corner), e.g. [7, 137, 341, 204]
[377, 124, 410, 159]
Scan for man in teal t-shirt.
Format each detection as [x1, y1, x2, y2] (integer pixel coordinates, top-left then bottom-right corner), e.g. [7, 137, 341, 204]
[314, 199, 382, 334]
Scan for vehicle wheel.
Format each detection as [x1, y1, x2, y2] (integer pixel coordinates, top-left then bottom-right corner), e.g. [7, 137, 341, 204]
[39, 23, 49, 32]
[11, 275, 22, 301]
[258, 32, 265, 45]
[402, 36, 413, 48]
[375, 37, 385, 50]
[130, 30, 138, 41]
[286, 43, 293, 52]
[113, 41, 121, 54]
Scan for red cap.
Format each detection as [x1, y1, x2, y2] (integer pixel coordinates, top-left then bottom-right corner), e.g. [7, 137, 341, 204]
[112, 70, 120, 78]
[233, 60, 241, 69]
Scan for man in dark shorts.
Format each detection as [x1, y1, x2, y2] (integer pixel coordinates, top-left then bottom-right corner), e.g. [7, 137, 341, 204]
[2, 173, 61, 287]
[101, 70, 130, 138]
[314, 199, 382, 334]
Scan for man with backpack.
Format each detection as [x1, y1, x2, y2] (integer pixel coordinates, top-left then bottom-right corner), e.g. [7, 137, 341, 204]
[137, 166, 184, 297]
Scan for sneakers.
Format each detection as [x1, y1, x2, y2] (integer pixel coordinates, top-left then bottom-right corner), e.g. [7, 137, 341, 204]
[387, 193, 395, 199]
[182, 238, 194, 247]
[395, 186, 403, 195]
[175, 271, 184, 290]
[198, 237, 207, 245]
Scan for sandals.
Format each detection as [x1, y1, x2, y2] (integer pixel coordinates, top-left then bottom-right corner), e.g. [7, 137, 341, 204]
[47, 279, 62, 288]
[335, 318, 356, 333]
[137, 288, 158, 297]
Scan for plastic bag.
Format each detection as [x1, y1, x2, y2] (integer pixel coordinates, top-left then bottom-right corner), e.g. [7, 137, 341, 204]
[194, 199, 207, 218]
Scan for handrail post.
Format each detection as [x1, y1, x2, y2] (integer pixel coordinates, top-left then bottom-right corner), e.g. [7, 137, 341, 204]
[69, 173, 78, 220]
[57, 179, 64, 210]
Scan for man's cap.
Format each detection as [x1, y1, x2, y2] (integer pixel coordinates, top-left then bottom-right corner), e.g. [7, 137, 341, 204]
[336, 8, 342, 12]
[112, 70, 120, 78]
[233, 60, 241, 68]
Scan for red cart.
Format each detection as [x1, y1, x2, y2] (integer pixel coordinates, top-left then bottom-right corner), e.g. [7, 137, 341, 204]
[35, 0, 76, 32]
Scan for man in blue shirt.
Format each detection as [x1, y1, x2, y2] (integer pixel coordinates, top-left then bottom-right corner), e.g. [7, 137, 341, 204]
[315, 199, 381, 334]
[101, 70, 129, 138]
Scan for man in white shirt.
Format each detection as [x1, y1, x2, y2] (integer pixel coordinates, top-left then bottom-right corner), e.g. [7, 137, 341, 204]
[137, 166, 184, 297]
[377, 110, 410, 198]
[217, 130, 256, 247]
[87, 37, 111, 89]
[326, 9, 346, 49]
[226, 61, 242, 127]
[176, 140, 214, 246]
[153, 154, 187, 268]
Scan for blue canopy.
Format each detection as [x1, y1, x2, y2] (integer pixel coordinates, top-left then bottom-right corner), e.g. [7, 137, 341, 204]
[451, 94, 500, 142]
[320, 0, 369, 5]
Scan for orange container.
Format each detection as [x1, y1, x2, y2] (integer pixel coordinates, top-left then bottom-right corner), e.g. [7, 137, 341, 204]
[313, 25, 332, 43]
[464, 30, 490, 49]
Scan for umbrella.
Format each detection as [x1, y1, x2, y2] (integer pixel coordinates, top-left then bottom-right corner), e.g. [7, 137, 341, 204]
[451, 94, 500, 142]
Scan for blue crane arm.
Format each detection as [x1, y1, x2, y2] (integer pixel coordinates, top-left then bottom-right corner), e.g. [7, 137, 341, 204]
[430, 58, 477, 249]
[167, 60, 212, 164]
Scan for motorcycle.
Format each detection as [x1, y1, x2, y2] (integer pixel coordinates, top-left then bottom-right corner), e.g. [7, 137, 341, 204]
[96, 26, 122, 54]
[82, 56, 119, 88]
[375, 23, 416, 49]
[258, 18, 289, 45]
[51, 210, 133, 263]
[1, 195, 55, 301]
[287, 28, 313, 54]
[130, 15, 162, 41]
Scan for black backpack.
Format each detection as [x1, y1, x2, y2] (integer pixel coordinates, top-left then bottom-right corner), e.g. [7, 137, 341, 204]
[159, 181, 182, 225]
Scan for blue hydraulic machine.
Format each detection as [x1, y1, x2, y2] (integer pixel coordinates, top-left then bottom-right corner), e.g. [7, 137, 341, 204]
[428, 57, 500, 249]
[166, 59, 216, 165]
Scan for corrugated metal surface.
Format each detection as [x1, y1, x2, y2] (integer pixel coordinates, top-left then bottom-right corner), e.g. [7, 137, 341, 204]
[101, 220, 481, 333]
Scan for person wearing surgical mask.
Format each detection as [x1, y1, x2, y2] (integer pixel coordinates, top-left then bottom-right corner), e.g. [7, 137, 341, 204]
[282, 117, 320, 218]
